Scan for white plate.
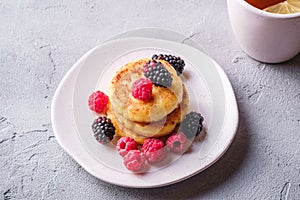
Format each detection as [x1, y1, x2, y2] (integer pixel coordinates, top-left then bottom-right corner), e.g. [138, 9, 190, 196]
[51, 37, 238, 188]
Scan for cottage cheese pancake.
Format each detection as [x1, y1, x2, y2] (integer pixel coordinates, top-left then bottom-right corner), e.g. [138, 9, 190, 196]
[108, 58, 183, 123]
[107, 86, 189, 139]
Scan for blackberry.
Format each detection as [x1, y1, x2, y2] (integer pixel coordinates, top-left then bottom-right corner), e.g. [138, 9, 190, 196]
[143, 60, 173, 88]
[152, 54, 185, 75]
[92, 116, 116, 144]
[180, 112, 204, 138]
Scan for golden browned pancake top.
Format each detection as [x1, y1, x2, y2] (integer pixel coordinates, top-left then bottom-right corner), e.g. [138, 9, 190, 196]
[108, 58, 183, 123]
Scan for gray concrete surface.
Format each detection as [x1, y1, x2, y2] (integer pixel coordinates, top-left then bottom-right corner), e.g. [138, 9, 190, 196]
[1, 0, 300, 199]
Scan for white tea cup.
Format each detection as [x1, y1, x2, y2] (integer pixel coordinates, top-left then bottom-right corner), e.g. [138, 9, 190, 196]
[227, 0, 300, 63]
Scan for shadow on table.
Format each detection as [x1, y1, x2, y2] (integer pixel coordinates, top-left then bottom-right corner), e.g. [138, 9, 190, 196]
[258, 51, 300, 68]
[105, 106, 251, 199]
[154, 112, 249, 199]
[270, 53, 300, 73]
[277, 52, 300, 67]
[289, 52, 300, 66]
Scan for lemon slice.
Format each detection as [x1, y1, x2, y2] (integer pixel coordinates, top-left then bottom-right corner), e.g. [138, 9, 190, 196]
[264, 0, 300, 14]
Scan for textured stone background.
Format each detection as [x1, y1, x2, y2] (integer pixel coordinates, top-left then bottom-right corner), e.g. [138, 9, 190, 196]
[1, 0, 300, 199]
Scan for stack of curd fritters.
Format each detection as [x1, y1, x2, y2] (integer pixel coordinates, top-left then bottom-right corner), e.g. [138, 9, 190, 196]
[107, 58, 189, 144]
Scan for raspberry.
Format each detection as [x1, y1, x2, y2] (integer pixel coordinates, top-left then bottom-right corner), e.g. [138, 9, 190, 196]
[143, 60, 173, 88]
[123, 150, 148, 171]
[141, 138, 166, 163]
[152, 54, 185, 75]
[88, 91, 109, 113]
[116, 137, 138, 157]
[180, 112, 204, 138]
[166, 132, 188, 153]
[92, 116, 115, 144]
[131, 78, 153, 101]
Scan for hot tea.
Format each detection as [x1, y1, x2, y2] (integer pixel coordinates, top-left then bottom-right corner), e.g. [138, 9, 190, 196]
[245, 0, 300, 14]
[245, 0, 285, 9]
